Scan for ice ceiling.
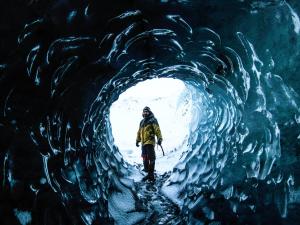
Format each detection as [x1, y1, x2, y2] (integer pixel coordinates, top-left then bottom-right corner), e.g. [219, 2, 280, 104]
[1, 0, 300, 225]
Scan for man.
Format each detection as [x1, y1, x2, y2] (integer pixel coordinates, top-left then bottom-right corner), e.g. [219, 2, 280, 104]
[136, 106, 163, 181]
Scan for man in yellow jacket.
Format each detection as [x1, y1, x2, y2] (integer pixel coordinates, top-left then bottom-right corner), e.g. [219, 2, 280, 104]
[136, 106, 163, 181]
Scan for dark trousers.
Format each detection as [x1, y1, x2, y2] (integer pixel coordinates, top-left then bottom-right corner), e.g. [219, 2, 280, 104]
[141, 144, 155, 176]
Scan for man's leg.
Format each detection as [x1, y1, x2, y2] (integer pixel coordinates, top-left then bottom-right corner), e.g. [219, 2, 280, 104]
[141, 145, 149, 172]
[148, 160, 155, 181]
[147, 145, 156, 181]
[143, 157, 149, 172]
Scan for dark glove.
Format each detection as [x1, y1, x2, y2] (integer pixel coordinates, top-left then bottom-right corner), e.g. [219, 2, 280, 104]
[157, 138, 162, 145]
[136, 141, 140, 147]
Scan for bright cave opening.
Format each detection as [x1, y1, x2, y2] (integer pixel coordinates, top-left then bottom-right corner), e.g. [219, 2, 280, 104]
[109, 78, 194, 174]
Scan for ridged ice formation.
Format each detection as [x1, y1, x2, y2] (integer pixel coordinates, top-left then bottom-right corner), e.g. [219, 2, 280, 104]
[1, 1, 300, 224]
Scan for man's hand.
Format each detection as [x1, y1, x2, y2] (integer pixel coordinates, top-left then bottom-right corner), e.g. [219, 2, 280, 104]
[157, 138, 162, 145]
[136, 141, 140, 147]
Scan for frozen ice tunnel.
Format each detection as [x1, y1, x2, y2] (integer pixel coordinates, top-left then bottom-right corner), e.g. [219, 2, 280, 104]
[1, 1, 300, 225]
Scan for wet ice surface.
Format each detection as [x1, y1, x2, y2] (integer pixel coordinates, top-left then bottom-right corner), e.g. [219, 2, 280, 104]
[129, 165, 182, 225]
[13, 209, 32, 225]
[2, 0, 300, 224]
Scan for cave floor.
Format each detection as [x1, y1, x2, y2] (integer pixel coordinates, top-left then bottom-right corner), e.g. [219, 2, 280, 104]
[135, 170, 183, 225]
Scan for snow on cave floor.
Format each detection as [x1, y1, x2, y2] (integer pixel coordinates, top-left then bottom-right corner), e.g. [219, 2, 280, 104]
[130, 165, 182, 225]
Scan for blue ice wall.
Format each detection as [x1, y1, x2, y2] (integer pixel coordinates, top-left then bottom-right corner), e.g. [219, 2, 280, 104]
[1, 1, 300, 224]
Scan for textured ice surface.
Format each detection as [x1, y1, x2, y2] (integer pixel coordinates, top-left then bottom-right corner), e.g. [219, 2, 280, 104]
[14, 209, 31, 225]
[108, 176, 146, 224]
[1, 1, 300, 224]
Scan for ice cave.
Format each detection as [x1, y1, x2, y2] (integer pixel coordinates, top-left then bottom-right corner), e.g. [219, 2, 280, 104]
[1, 1, 300, 225]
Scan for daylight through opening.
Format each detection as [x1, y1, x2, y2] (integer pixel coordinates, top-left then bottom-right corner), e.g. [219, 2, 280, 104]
[109, 78, 193, 174]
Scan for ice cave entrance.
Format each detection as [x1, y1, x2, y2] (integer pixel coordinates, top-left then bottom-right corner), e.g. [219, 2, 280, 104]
[109, 78, 193, 174]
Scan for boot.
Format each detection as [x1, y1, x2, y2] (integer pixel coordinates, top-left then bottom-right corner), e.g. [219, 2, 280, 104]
[148, 173, 155, 181]
[142, 174, 149, 181]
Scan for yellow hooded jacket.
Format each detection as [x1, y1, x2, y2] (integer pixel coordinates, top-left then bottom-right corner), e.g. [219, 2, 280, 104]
[136, 114, 162, 146]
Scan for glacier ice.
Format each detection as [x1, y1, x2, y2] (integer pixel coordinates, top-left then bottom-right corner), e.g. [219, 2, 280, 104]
[1, 0, 300, 224]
